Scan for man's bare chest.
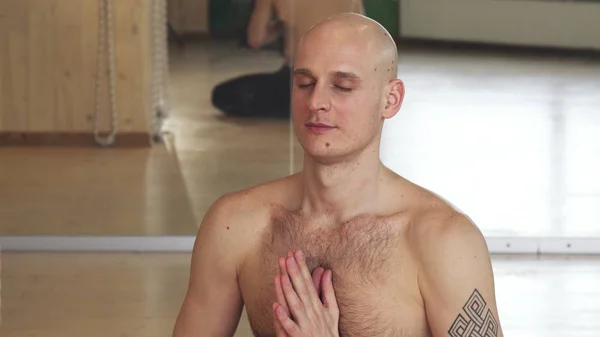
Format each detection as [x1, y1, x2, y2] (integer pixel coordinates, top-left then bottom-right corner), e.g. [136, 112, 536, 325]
[268, 212, 399, 276]
[238, 212, 430, 337]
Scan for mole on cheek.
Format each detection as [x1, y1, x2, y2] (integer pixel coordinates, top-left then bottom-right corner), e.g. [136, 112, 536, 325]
[326, 143, 330, 147]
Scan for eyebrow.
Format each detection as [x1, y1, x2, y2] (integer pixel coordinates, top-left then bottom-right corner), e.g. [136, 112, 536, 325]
[332, 71, 360, 80]
[293, 68, 313, 77]
[293, 68, 361, 80]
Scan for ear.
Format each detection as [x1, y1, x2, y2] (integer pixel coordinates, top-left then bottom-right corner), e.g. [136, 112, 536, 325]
[382, 79, 405, 119]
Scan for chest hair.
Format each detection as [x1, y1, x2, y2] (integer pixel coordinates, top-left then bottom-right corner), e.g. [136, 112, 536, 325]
[265, 211, 399, 281]
[251, 210, 408, 337]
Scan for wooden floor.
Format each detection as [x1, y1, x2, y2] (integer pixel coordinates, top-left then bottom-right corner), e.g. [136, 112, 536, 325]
[2, 252, 600, 337]
[1, 39, 599, 238]
[0, 139, 196, 236]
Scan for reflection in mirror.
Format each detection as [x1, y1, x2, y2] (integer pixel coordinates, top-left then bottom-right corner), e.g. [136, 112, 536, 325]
[165, 0, 364, 219]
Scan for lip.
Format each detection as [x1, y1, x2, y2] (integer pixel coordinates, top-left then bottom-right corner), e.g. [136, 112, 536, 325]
[305, 122, 336, 133]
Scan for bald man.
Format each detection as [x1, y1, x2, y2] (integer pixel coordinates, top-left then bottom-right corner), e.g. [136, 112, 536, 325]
[174, 13, 504, 337]
[211, 0, 364, 118]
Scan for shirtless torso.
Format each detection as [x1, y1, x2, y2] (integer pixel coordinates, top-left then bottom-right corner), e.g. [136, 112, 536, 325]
[237, 171, 436, 337]
[175, 12, 503, 337]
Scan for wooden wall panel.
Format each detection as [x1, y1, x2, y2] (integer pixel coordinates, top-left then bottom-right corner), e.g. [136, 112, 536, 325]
[167, 0, 183, 32]
[168, 0, 208, 34]
[182, 0, 208, 33]
[0, 0, 155, 145]
[27, 0, 57, 132]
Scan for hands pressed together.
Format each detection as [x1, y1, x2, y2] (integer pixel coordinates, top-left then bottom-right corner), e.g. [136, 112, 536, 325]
[272, 250, 340, 337]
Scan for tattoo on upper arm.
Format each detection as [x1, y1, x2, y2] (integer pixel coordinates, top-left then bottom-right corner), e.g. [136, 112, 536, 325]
[448, 289, 499, 337]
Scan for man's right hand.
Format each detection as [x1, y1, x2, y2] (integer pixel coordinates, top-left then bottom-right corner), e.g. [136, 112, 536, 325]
[273, 251, 339, 337]
[274, 253, 327, 336]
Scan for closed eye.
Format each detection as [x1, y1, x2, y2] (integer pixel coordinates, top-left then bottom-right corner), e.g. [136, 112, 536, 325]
[335, 85, 352, 92]
[296, 83, 352, 92]
[297, 83, 314, 89]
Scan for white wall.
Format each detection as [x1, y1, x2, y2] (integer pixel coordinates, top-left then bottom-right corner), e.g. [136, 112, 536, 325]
[400, 0, 600, 50]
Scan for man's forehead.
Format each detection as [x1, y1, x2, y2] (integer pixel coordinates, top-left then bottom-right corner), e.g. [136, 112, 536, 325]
[295, 39, 376, 74]
[299, 35, 370, 58]
[292, 52, 377, 80]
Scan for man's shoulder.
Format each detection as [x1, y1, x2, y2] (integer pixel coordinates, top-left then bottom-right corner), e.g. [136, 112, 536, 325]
[193, 175, 298, 267]
[404, 189, 487, 260]
[402, 191, 492, 297]
[201, 174, 297, 232]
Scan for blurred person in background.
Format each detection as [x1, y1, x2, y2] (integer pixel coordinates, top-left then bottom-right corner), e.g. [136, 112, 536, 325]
[211, 0, 364, 119]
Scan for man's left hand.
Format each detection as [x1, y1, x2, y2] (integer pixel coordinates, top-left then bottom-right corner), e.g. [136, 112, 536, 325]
[273, 250, 340, 337]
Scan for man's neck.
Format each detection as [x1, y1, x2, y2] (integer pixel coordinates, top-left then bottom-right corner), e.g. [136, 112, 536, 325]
[299, 149, 385, 221]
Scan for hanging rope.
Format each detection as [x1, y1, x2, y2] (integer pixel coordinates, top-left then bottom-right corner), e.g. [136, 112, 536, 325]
[150, 0, 171, 144]
[93, 0, 118, 147]
[94, 0, 170, 146]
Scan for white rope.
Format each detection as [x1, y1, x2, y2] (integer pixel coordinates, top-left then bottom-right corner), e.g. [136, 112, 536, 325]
[94, 0, 169, 146]
[149, 0, 170, 143]
[93, 0, 118, 147]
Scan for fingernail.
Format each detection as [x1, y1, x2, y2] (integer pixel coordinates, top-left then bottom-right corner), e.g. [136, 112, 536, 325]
[295, 250, 304, 260]
[287, 256, 295, 267]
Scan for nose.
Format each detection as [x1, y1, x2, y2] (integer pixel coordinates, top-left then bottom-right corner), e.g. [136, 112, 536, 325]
[308, 84, 331, 113]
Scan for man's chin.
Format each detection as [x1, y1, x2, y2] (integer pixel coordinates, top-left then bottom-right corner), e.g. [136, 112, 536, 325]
[299, 142, 332, 156]
[302, 147, 348, 165]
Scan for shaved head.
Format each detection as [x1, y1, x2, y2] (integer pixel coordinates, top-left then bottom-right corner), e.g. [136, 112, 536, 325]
[297, 13, 398, 81]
